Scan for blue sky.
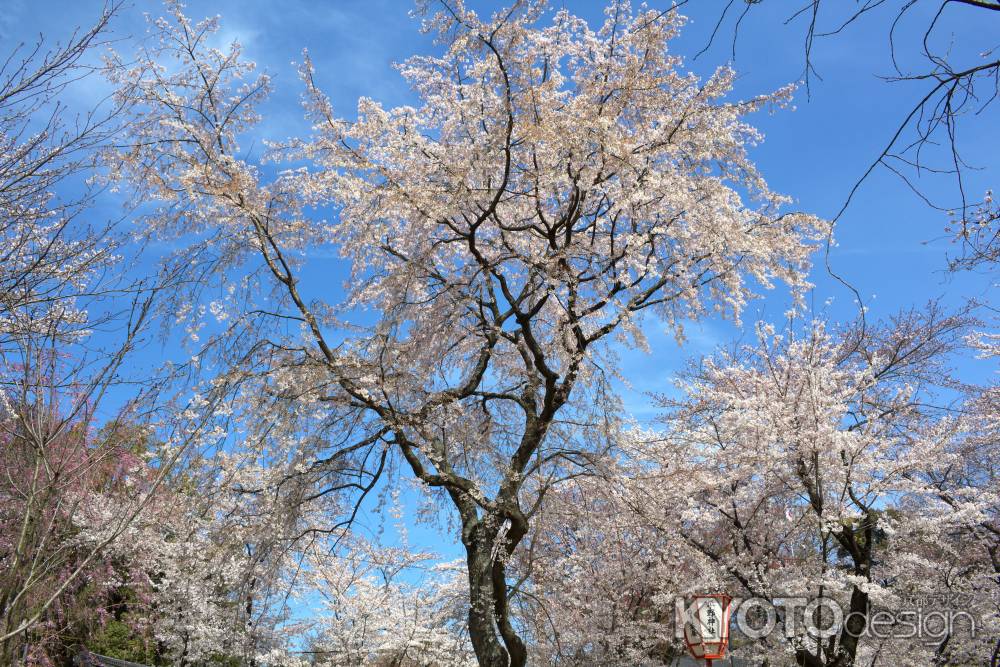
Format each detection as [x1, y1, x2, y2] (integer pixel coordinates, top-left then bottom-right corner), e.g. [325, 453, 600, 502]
[8, 1, 997, 561]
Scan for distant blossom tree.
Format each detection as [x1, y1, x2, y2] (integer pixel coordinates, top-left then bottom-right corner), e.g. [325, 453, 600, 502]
[0, 405, 153, 665]
[300, 539, 475, 666]
[526, 306, 999, 666]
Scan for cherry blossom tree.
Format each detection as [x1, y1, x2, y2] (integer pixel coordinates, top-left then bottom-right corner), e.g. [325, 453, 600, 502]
[0, 5, 267, 660]
[0, 363, 289, 666]
[298, 538, 474, 666]
[0, 2, 123, 345]
[100, 481, 301, 666]
[104, 1, 827, 664]
[526, 305, 998, 666]
[0, 3, 164, 659]
[518, 455, 696, 665]
[0, 406, 151, 665]
[652, 306, 996, 666]
[948, 190, 1000, 272]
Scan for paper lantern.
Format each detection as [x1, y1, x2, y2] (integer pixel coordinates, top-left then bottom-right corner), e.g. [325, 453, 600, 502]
[682, 594, 732, 665]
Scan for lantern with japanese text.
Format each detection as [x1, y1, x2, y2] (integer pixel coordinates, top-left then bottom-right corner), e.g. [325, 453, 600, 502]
[682, 594, 732, 666]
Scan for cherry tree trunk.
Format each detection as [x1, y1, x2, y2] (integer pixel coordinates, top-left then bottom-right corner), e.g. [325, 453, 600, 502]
[464, 522, 527, 667]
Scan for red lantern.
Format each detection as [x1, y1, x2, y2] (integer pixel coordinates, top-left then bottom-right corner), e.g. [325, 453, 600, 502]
[682, 594, 732, 666]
